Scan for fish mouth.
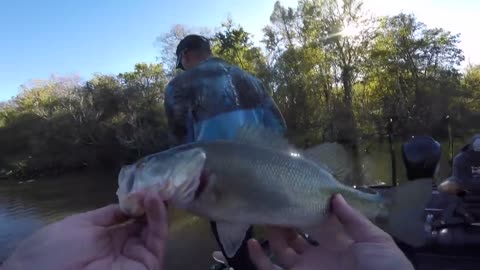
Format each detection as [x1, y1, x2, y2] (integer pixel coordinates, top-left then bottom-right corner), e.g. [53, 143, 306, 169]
[163, 148, 207, 207]
[117, 164, 145, 216]
[117, 186, 146, 217]
[116, 148, 207, 214]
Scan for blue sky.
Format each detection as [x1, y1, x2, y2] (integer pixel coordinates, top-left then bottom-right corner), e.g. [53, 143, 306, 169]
[1, 0, 478, 101]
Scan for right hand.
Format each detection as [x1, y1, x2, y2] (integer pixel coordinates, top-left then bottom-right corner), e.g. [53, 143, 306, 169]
[2, 191, 168, 270]
[248, 194, 414, 270]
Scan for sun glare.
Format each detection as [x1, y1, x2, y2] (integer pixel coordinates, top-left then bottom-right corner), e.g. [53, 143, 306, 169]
[323, 23, 362, 40]
[340, 24, 362, 37]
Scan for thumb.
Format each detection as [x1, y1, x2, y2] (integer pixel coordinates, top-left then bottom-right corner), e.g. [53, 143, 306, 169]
[331, 194, 391, 243]
[82, 204, 129, 227]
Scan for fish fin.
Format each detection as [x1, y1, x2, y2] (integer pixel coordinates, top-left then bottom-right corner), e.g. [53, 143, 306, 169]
[234, 124, 298, 153]
[303, 142, 353, 183]
[212, 251, 228, 265]
[381, 178, 432, 247]
[216, 222, 250, 258]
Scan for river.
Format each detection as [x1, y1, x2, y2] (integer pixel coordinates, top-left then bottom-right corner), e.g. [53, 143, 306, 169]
[0, 139, 469, 269]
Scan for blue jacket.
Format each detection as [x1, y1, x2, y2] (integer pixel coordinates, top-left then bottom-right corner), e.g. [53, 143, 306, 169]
[164, 57, 286, 145]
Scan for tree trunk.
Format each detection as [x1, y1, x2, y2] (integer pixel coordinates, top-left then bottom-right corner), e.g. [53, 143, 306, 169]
[339, 66, 363, 185]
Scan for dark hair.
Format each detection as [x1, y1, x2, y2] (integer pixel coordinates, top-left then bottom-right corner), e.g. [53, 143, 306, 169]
[176, 34, 212, 70]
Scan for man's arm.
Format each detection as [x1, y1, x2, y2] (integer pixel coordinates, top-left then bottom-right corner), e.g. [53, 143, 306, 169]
[260, 88, 287, 135]
[164, 83, 189, 146]
[452, 153, 469, 182]
[231, 68, 287, 135]
[250, 76, 287, 134]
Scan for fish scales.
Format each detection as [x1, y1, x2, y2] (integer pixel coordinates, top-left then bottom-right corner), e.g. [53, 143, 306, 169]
[183, 141, 378, 227]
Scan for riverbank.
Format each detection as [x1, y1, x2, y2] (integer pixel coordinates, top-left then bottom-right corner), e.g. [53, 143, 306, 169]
[1, 135, 470, 187]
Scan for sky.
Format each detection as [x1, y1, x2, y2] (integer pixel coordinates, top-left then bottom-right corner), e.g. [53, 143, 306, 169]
[0, 0, 479, 102]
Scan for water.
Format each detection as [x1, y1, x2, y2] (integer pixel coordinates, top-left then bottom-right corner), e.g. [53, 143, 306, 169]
[0, 170, 218, 270]
[0, 139, 469, 269]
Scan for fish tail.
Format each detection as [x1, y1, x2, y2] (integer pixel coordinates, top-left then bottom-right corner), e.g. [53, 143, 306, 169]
[380, 179, 432, 247]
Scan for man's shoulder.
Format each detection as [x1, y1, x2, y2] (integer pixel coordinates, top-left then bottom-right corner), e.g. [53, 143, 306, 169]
[167, 58, 227, 84]
[167, 57, 255, 86]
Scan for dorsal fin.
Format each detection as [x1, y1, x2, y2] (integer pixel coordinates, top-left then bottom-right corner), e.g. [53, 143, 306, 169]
[234, 124, 298, 153]
[233, 124, 352, 182]
[303, 142, 353, 183]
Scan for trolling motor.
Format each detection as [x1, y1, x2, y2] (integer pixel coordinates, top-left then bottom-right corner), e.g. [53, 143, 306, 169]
[391, 136, 442, 264]
[401, 136, 441, 181]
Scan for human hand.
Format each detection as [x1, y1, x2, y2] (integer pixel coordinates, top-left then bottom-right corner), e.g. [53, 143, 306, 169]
[1, 191, 168, 270]
[248, 194, 414, 270]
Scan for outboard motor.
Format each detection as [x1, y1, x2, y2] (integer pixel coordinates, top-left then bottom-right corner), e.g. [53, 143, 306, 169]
[401, 136, 442, 181]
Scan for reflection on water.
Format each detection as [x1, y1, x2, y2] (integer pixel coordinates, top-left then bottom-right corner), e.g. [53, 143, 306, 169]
[0, 139, 469, 269]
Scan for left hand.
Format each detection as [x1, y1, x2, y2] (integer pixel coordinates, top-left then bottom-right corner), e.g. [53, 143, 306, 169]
[1, 191, 168, 270]
[247, 194, 414, 270]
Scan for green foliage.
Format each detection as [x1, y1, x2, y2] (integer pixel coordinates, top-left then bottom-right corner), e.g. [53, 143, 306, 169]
[211, 19, 269, 78]
[0, 64, 169, 179]
[361, 13, 465, 137]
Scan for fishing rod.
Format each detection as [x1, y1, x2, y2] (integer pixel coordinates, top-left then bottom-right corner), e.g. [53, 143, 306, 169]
[387, 117, 397, 186]
[446, 114, 453, 171]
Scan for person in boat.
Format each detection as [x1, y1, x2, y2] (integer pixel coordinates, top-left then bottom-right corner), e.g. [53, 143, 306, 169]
[163, 34, 287, 270]
[451, 134, 480, 189]
[0, 192, 415, 270]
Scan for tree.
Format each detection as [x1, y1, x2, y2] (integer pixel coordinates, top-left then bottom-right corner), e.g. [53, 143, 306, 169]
[262, 1, 332, 141]
[155, 24, 213, 77]
[212, 19, 269, 79]
[365, 13, 464, 136]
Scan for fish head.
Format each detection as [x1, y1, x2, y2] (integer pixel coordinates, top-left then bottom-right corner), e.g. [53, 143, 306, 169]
[116, 147, 207, 216]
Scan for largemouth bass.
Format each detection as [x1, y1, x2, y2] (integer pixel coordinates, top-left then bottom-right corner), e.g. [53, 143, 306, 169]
[116, 125, 431, 258]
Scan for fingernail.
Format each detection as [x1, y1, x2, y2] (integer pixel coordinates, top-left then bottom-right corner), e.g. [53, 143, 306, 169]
[247, 239, 259, 251]
[331, 194, 346, 211]
[336, 194, 346, 203]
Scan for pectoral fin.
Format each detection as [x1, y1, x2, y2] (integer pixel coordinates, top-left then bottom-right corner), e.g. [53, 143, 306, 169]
[216, 222, 250, 258]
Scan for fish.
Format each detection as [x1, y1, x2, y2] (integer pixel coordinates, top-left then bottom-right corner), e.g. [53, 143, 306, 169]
[116, 124, 432, 258]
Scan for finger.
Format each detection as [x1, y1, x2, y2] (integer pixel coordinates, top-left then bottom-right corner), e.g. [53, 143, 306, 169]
[283, 229, 310, 254]
[248, 239, 276, 270]
[276, 228, 311, 254]
[123, 238, 160, 270]
[110, 220, 143, 237]
[267, 227, 299, 268]
[143, 190, 168, 258]
[109, 222, 143, 255]
[332, 194, 390, 243]
[83, 204, 128, 227]
[310, 213, 354, 250]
